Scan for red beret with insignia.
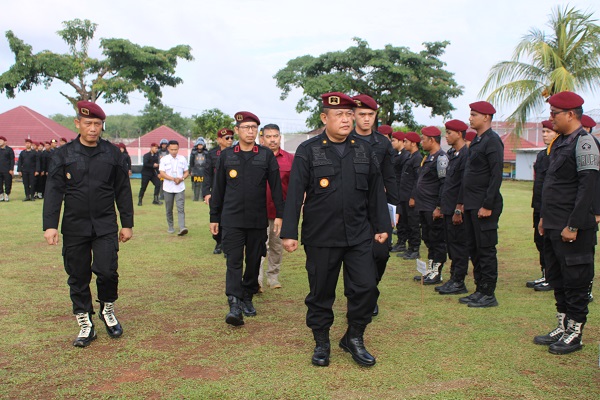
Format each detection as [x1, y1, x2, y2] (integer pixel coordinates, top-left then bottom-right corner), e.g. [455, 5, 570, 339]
[150, 142, 158, 147]
[51, 139, 58, 143]
[392, 131, 405, 141]
[117, 143, 126, 149]
[548, 91, 584, 109]
[0, 136, 6, 141]
[234, 111, 260, 125]
[541, 120, 554, 130]
[465, 130, 477, 141]
[321, 92, 356, 109]
[470, 101, 496, 115]
[445, 119, 468, 132]
[404, 132, 421, 143]
[25, 138, 32, 143]
[77, 101, 106, 120]
[352, 94, 378, 111]
[378, 125, 393, 135]
[421, 126, 441, 137]
[581, 115, 596, 129]
[217, 128, 234, 138]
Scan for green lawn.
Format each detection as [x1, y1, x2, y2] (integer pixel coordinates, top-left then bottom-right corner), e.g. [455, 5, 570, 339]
[0, 180, 598, 399]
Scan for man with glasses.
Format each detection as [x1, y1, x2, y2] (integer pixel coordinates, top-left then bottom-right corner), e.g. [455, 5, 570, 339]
[209, 112, 284, 327]
[203, 128, 234, 254]
[534, 91, 598, 355]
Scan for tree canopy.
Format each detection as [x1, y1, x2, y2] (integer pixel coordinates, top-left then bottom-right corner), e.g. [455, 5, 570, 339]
[0, 19, 193, 110]
[479, 6, 600, 133]
[192, 108, 235, 142]
[138, 104, 192, 136]
[274, 38, 463, 129]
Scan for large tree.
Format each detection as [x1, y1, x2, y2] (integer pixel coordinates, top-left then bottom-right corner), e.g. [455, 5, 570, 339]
[138, 104, 192, 136]
[274, 38, 463, 129]
[192, 108, 235, 142]
[0, 19, 193, 109]
[479, 6, 600, 133]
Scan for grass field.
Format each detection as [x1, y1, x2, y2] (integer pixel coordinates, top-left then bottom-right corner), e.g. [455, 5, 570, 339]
[0, 179, 598, 399]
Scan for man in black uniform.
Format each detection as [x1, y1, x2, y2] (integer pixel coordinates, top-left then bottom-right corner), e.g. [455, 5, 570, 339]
[18, 139, 40, 201]
[34, 142, 46, 199]
[401, 132, 423, 260]
[351, 94, 399, 316]
[457, 101, 503, 308]
[0, 135, 15, 202]
[138, 142, 162, 206]
[210, 112, 284, 326]
[534, 91, 598, 355]
[390, 131, 410, 253]
[415, 126, 448, 285]
[281, 92, 389, 368]
[43, 101, 134, 348]
[203, 128, 234, 255]
[526, 121, 558, 291]
[436, 120, 470, 295]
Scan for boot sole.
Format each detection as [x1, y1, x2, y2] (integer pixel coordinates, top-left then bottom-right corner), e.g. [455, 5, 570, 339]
[533, 338, 559, 346]
[243, 310, 257, 317]
[225, 314, 244, 326]
[73, 333, 97, 347]
[99, 315, 123, 338]
[439, 289, 469, 295]
[311, 358, 330, 367]
[339, 342, 376, 367]
[467, 300, 499, 308]
[548, 344, 583, 355]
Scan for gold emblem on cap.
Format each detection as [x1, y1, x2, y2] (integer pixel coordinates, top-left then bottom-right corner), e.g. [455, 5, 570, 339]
[229, 169, 238, 178]
[220, 129, 226, 135]
[328, 96, 340, 105]
[235, 114, 243, 121]
[354, 100, 362, 107]
[66, 172, 71, 180]
[319, 178, 329, 188]
[81, 108, 89, 116]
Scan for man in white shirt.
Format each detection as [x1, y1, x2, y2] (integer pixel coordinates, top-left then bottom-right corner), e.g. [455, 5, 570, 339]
[159, 140, 190, 235]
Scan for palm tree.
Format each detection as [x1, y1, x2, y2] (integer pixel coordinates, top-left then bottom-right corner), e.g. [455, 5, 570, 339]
[479, 6, 600, 133]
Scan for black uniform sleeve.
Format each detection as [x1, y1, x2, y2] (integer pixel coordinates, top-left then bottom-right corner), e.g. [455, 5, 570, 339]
[267, 152, 284, 218]
[209, 153, 226, 223]
[202, 152, 214, 198]
[42, 151, 66, 230]
[482, 138, 504, 210]
[114, 150, 134, 228]
[17, 152, 23, 171]
[409, 156, 420, 200]
[368, 152, 389, 234]
[35, 153, 41, 173]
[9, 148, 15, 170]
[281, 145, 310, 240]
[381, 144, 400, 207]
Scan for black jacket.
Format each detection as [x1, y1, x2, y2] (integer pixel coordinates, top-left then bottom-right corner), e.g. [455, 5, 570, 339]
[202, 147, 223, 198]
[415, 149, 447, 212]
[141, 151, 160, 177]
[0, 145, 15, 172]
[280, 132, 388, 247]
[43, 136, 134, 236]
[18, 149, 40, 173]
[440, 146, 468, 215]
[531, 148, 549, 212]
[399, 151, 423, 202]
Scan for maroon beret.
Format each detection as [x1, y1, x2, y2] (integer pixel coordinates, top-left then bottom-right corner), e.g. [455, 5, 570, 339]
[445, 119, 468, 132]
[378, 125, 393, 135]
[548, 91, 584, 109]
[25, 138, 32, 143]
[404, 132, 421, 143]
[465, 130, 477, 141]
[77, 101, 106, 120]
[150, 142, 158, 147]
[581, 115, 597, 129]
[392, 131, 405, 141]
[234, 111, 260, 125]
[352, 94, 378, 111]
[217, 128, 234, 138]
[541, 120, 554, 130]
[0, 136, 6, 141]
[45, 141, 51, 145]
[421, 126, 441, 137]
[117, 143, 126, 149]
[321, 92, 356, 109]
[470, 101, 496, 115]
[60, 137, 67, 142]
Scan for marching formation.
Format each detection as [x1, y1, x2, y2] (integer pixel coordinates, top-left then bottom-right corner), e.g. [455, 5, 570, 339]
[25, 91, 596, 364]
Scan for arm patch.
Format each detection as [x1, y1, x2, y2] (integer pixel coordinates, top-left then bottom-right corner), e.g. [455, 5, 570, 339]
[437, 154, 448, 178]
[576, 134, 600, 172]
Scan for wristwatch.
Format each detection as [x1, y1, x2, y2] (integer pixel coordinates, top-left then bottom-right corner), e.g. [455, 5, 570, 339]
[567, 226, 578, 232]
[454, 209, 462, 215]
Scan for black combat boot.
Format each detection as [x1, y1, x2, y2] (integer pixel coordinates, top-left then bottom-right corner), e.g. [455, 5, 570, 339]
[414, 260, 432, 281]
[467, 293, 498, 308]
[526, 275, 545, 288]
[138, 197, 143, 206]
[534, 281, 553, 291]
[73, 312, 97, 347]
[311, 329, 331, 367]
[458, 291, 483, 304]
[339, 324, 376, 366]
[98, 301, 123, 338]
[152, 195, 162, 205]
[534, 312, 565, 345]
[213, 243, 223, 254]
[423, 262, 443, 285]
[549, 319, 584, 355]
[372, 303, 379, 317]
[435, 279, 452, 292]
[242, 292, 257, 317]
[390, 243, 406, 253]
[439, 280, 468, 295]
[225, 296, 244, 326]
[403, 247, 420, 260]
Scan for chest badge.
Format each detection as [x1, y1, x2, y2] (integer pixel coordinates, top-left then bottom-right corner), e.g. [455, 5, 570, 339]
[66, 172, 71, 180]
[319, 178, 329, 188]
[229, 169, 238, 178]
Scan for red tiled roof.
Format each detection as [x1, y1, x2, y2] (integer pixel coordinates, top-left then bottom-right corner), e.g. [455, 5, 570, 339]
[500, 132, 537, 162]
[0, 106, 77, 146]
[136, 125, 189, 147]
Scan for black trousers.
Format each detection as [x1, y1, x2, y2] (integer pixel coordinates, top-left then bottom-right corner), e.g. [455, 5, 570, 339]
[222, 227, 267, 299]
[444, 215, 469, 281]
[21, 172, 36, 197]
[396, 201, 409, 246]
[0, 171, 12, 194]
[533, 212, 545, 274]
[63, 233, 119, 314]
[419, 211, 446, 263]
[35, 173, 46, 194]
[464, 209, 500, 295]
[303, 240, 379, 331]
[139, 174, 161, 199]
[544, 228, 595, 323]
[401, 202, 421, 249]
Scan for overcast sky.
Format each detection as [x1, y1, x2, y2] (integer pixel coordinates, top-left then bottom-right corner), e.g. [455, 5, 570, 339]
[1, 0, 599, 133]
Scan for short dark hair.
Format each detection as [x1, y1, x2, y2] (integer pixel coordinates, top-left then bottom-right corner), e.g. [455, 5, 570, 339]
[460, 130, 467, 139]
[168, 140, 179, 146]
[263, 124, 280, 132]
[572, 107, 583, 119]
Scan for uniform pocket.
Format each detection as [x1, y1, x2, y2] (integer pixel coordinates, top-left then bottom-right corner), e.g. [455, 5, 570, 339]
[354, 164, 369, 191]
[314, 165, 335, 194]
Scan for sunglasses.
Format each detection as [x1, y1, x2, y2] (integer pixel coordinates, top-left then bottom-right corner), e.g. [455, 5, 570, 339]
[223, 136, 234, 140]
